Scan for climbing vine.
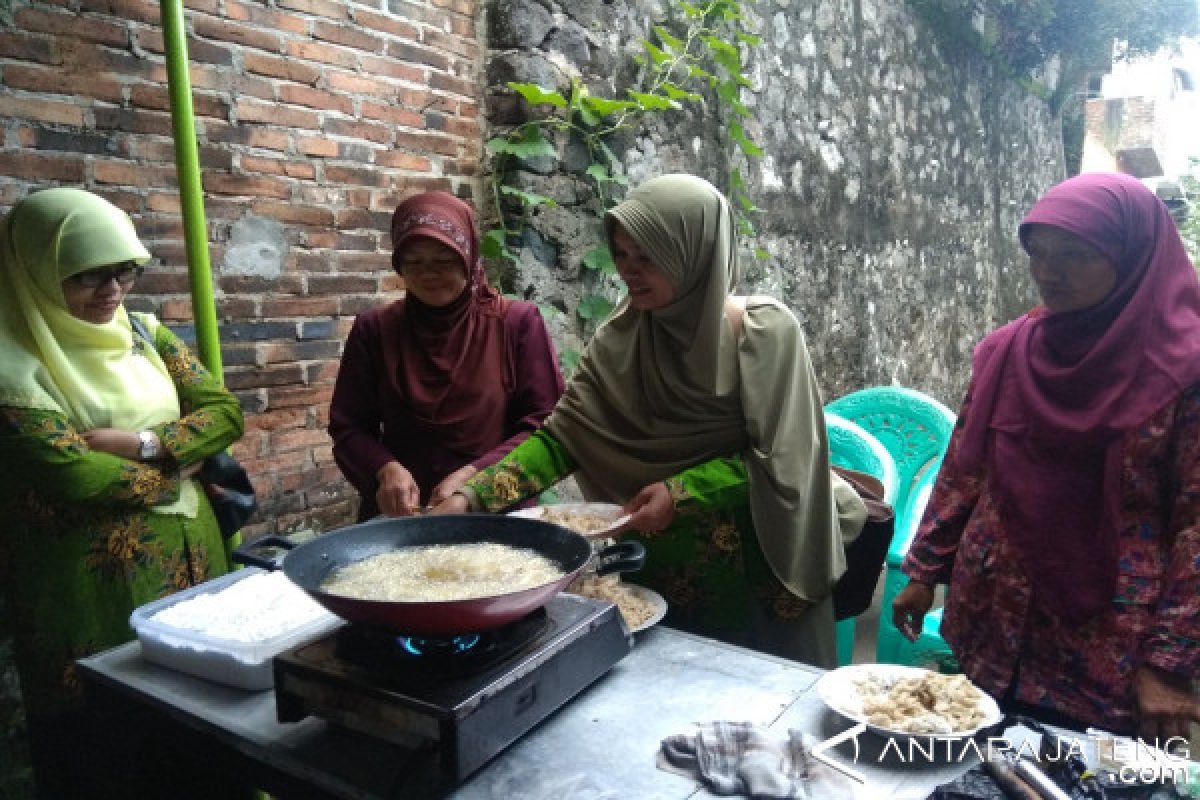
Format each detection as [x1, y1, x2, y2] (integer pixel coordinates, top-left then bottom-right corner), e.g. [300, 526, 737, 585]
[483, 0, 765, 372]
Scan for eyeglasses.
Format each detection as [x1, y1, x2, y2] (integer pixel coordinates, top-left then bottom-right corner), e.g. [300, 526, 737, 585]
[67, 264, 145, 288]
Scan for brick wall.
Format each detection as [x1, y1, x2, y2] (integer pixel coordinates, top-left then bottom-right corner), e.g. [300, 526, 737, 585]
[0, 0, 483, 535]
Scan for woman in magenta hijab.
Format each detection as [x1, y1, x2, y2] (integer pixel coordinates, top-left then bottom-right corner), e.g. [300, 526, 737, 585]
[893, 173, 1200, 739]
[329, 191, 564, 518]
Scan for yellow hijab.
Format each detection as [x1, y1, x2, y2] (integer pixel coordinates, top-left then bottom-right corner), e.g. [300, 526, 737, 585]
[0, 188, 197, 516]
[545, 174, 864, 601]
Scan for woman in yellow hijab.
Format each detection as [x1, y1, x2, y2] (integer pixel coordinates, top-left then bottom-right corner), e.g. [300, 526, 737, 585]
[0, 189, 245, 797]
[435, 174, 865, 667]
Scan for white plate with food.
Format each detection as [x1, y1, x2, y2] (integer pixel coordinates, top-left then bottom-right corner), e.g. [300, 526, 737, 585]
[567, 576, 667, 633]
[508, 503, 632, 537]
[816, 663, 1002, 739]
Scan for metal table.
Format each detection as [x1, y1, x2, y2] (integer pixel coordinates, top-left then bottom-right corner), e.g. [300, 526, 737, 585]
[78, 626, 974, 799]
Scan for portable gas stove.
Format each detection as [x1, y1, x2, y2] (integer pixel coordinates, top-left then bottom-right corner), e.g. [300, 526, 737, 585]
[273, 593, 631, 784]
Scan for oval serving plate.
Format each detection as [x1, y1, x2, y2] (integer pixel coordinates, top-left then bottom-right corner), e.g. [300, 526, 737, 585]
[623, 583, 667, 633]
[815, 663, 1002, 739]
[508, 502, 631, 537]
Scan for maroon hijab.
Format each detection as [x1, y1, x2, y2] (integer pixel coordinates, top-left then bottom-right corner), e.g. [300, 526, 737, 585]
[957, 172, 1200, 623]
[389, 192, 510, 451]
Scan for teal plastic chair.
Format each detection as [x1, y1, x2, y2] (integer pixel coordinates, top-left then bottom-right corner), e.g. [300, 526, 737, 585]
[824, 387, 956, 666]
[825, 413, 899, 665]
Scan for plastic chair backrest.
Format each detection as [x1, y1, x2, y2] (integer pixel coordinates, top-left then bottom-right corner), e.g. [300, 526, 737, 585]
[825, 387, 955, 517]
[825, 413, 899, 506]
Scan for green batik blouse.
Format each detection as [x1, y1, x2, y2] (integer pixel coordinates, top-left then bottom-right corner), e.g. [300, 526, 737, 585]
[0, 322, 243, 717]
[464, 429, 813, 649]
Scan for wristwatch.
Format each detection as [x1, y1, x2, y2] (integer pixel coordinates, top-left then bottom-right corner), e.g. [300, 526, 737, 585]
[137, 430, 161, 461]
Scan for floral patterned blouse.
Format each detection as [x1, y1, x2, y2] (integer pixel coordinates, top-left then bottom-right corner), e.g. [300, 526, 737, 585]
[903, 381, 1200, 733]
[0, 316, 243, 718]
[463, 430, 837, 666]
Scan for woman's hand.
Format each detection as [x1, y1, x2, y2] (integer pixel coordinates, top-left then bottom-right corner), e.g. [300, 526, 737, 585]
[624, 482, 675, 533]
[429, 493, 470, 515]
[892, 580, 935, 642]
[375, 461, 421, 516]
[1134, 665, 1200, 743]
[429, 465, 478, 508]
[82, 428, 141, 460]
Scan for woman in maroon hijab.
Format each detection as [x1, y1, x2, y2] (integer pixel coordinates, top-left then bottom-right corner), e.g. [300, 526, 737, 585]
[894, 173, 1200, 739]
[329, 192, 564, 518]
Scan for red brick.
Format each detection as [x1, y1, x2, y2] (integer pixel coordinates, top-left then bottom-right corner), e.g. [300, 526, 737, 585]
[381, 273, 405, 292]
[324, 164, 390, 188]
[387, 41, 451, 71]
[443, 115, 479, 138]
[446, 15, 475, 38]
[239, 448, 308, 474]
[225, 364, 306, 390]
[244, 410, 309, 436]
[183, 0, 221, 13]
[422, 28, 477, 60]
[220, 274, 305, 294]
[279, 84, 354, 115]
[361, 101, 424, 128]
[77, 0, 159, 24]
[267, 384, 334, 410]
[376, 150, 432, 171]
[431, 0, 475, 13]
[323, 118, 393, 144]
[305, 231, 339, 248]
[250, 200, 334, 225]
[145, 192, 182, 213]
[0, 151, 85, 182]
[240, 156, 317, 180]
[129, 84, 228, 119]
[14, 7, 129, 46]
[285, 39, 358, 69]
[428, 70, 475, 98]
[204, 173, 293, 199]
[0, 96, 84, 126]
[304, 360, 339, 384]
[276, 0, 347, 21]
[191, 15, 282, 52]
[326, 70, 397, 98]
[158, 299, 193, 320]
[94, 160, 178, 188]
[261, 296, 340, 317]
[395, 131, 459, 156]
[236, 99, 320, 130]
[4, 64, 124, 103]
[0, 30, 62, 64]
[92, 107, 174, 136]
[223, 0, 307, 33]
[243, 51, 320, 84]
[359, 55, 425, 83]
[312, 21, 384, 53]
[334, 208, 391, 230]
[354, 10, 419, 39]
[216, 296, 259, 319]
[337, 251, 390, 273]
[307, 274, 379, 294]
[297, 136, 339, 157]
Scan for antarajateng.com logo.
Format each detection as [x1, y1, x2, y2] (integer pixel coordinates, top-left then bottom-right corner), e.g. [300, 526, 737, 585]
[811, 723, 1192, 786]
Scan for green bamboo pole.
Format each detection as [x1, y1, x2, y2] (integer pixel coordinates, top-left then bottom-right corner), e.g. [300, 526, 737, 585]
[160, 0, 223, 380]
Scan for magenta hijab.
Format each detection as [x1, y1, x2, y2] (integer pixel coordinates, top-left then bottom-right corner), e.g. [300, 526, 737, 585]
[388, 191, 510, 450]
[957, 172, 1200, 623]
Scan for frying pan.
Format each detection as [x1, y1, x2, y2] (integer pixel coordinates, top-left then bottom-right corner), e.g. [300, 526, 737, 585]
[233, 514, 645, 636]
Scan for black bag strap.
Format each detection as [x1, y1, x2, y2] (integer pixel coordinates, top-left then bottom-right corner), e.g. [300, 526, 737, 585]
[128, 312, 153, 346]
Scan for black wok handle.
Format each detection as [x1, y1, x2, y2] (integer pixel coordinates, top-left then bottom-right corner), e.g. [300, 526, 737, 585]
[231, 535, 297, 570]
[592, 540, 646, 576]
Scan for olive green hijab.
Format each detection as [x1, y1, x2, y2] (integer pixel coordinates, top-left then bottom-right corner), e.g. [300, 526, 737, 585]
[545, 174, 862, 601]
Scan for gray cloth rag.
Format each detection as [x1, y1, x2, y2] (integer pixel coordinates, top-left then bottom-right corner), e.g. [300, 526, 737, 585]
[658, 721, 851, 800]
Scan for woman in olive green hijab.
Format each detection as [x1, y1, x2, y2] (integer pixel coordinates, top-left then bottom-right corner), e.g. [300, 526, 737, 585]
[435, 174, 865, 667]
[0, 188, 245, 797]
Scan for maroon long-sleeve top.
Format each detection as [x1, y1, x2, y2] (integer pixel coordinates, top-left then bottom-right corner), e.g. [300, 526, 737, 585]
[329, 300, 564, 520]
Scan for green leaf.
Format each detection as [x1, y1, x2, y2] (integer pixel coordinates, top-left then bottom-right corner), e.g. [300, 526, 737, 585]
[627, 90, 678, 111]
[499, 185, 557, 207]
[585, 164, 612, 182]
[480, 228, 508, 260]
[754, 248, 770, 261]
[737, 32, 762, 47]
[679, 1, 704, 18]
[536, 302, 559, 320]
[578, 105, 601, 128]
[728, 122, 764, 157]
[576, 295, 615, 321]
[643, 41, 672, 65]
[653, 26, 684, 51]
[507, 82, 567, 108]
[559, 348, 582, 374]
[582, 244, 616, 274]
[662, 83, 703, 102]
[582, 96, 637, 118]
[499, 125, 557, 159]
